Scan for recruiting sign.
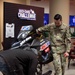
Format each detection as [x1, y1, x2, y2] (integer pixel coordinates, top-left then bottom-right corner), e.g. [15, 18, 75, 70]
[18, 9, 36, 20]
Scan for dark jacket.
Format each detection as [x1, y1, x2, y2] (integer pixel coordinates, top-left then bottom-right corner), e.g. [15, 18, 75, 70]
[0, 49, 38, 75]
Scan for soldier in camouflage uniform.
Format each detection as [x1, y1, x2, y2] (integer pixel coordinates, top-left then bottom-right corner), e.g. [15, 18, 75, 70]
[37, 14, 71, 75]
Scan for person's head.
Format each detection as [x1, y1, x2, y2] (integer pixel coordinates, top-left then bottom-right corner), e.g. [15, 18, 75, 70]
[54, 14, 62, 27]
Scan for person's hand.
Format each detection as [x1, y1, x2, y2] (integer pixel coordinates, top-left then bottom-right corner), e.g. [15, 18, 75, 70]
[36, 29, 41, 34]
[64, 52, 69, 57]
[36, 29, 39, 33]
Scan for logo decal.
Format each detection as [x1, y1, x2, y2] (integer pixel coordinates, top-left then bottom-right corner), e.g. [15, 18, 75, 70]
[18, 9, 36, 20]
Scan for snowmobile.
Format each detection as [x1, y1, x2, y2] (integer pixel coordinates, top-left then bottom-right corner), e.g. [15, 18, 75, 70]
[11, 25, 53, 75]
[0, 25, 53, 75]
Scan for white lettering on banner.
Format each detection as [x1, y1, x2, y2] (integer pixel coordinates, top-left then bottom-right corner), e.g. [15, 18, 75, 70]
[18, 9, 36, 20]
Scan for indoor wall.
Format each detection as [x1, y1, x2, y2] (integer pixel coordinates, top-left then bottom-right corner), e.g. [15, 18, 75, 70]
[30, 0, 49, 13]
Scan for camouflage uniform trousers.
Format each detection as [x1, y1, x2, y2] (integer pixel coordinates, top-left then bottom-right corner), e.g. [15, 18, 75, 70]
[53, 53, 66, 75]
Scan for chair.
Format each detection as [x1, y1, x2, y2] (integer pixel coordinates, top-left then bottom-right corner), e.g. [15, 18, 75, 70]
[68, 47, 75, 69]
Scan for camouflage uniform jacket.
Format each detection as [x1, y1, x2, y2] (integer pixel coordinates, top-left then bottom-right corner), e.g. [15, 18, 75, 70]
[38, 23, 71, 53]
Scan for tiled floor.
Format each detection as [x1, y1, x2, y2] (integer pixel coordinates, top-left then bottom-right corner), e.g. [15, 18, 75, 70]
[42, 60, 75, 75]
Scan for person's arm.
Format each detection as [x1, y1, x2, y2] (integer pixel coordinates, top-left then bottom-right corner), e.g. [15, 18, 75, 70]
[37, 24, 51, 32]
[65, 25, 71, 53]
[64, 25, 71, 57]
